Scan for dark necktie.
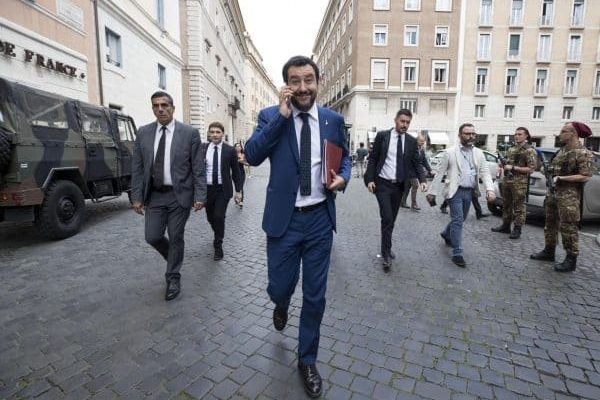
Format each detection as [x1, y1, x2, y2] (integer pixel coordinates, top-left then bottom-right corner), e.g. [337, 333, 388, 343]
[153, 125, 167, 188]
[212, 145, 219, 185]
[299, 113, 311, 196]
[396, 134, 404, 182]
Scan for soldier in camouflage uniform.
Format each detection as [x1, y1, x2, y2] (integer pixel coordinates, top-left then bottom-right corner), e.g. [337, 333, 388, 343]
[491, 127, 537, 239]
[530, 122, 594, 272]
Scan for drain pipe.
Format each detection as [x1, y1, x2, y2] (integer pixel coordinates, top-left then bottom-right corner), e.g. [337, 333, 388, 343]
[93, 0, 104, 105]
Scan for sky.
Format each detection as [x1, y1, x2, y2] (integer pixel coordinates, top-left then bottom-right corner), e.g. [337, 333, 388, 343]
[238, 0, 329, 88]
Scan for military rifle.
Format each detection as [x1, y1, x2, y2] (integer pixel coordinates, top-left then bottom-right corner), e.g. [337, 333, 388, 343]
[497, 152, 513, 179]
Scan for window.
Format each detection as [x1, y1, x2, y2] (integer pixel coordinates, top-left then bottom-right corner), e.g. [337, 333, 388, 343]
[158, 63, 166, 89]
[400, 99, 417, 113]
[403, 60, 418, 83]
[504, 105, 515, 119]
[568, 35, 582, 62]
[405, 0, 420, 11]
[105, 28, 122, 67]
[341, 14, 346, 33]
[23, 90, 68, 128]
[81, 107, 110, 137]
[572, 0, 584, 26]
[592, 106, 600, 120]
[510, 0, 523, 25]
[373, 25, 388, 46]
[369, 98, 387, 113]
[508, 34, 521, 60]
[373, 0, 390, 10]
[594, 71, 600, 96]
[563, 106, 574, 120]
[564, 69, 578, 95]
[535, 69, 548, 95]
[537, 34, 552, 62]
[433, 61, 448, 84]
[348, 36, 352, 55]
[475, 67, 488, 94]
[533, 105, 544, 119]
[480, 0, 493, 25]
[371, 59, 388, 87]
[156, 0, 165, 28]
[478, 33, 491, 60]
[541, 0, 554, 26]
[348, 0, 353, 23]
[505, 68, 518, 94]
[436, 0, 452, 11]
[475, 104, 486, 118]
[435, 26, 449, 47]
[347, 66, 352, 86]
[404, 26, 418, 46]
[336, 26, 340, 44]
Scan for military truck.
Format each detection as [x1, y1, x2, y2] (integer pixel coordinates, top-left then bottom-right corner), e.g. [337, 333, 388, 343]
[0, 77, 137, 239]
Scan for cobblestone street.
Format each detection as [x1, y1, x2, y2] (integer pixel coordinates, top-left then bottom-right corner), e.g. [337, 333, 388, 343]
[2, 163, 600, 399]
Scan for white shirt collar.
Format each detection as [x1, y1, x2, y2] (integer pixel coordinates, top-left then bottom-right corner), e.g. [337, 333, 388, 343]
[157, 119, 176, 133]
[393, 128, 405, 137]
[210, 141, 223, 149]
[291, 103, 318, 121]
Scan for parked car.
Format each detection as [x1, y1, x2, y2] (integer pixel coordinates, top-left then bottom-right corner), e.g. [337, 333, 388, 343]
[488, 147, 600, 221]
[0, 77, 138, 239]
[429, 149, 499, 180]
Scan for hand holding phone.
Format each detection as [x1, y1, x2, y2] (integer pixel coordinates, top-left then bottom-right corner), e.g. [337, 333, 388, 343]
[279, 86, 293, 118]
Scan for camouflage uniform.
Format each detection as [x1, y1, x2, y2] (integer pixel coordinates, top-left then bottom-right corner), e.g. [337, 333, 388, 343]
[544, 144, 594, 256]
[501, 143, 537, 226]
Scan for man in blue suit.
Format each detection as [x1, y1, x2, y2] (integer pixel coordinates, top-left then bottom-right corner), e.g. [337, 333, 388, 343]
[245, 55, 351, 398]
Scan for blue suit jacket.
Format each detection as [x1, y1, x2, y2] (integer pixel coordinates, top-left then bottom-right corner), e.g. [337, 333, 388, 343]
[245, 106, 351, 238]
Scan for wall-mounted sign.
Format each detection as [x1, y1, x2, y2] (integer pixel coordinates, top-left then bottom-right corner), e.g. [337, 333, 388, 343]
[0, 39, 85, 79]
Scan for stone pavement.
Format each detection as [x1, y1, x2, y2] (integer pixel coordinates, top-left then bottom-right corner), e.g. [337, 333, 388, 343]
[1, 163, 600, 400]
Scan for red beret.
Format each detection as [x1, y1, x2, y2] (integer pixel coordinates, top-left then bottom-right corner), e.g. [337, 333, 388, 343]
[571, 121, 592, 138]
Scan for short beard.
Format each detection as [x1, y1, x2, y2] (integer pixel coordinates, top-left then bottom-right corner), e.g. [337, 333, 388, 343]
[291, 95, 315, 112]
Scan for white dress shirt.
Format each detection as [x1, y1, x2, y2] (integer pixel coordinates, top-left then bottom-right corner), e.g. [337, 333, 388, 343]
[458, 144, 477, 188]
[153, 119, 175, 186]
[292, 103, 326, 207]
[379, 128, 405, 181]
[205, 141, 223, 185]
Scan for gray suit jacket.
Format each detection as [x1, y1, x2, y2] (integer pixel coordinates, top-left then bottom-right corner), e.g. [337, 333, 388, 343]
[131, 120, 207, 208]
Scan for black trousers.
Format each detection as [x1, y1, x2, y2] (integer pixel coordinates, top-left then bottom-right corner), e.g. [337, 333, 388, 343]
[374, 177, 406, 258]
[205, 185, 230, 248]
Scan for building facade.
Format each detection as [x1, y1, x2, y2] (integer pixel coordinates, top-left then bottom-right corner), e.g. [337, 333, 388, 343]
[97, 0, 184, 124]
[0, 0, 98, 102]
[243, 34, 278, 142]
[180, 0, 247, 143]
[459, 0, 600, 151]
[314, 0, 599, 152]
[314, 0, 461, 151]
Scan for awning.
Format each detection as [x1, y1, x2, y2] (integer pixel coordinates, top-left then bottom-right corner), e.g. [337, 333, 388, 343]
[427, 131, 449, 145]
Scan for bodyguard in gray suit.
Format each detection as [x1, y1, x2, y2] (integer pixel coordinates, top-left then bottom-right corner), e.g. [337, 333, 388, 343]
[131, 91, 207, 301]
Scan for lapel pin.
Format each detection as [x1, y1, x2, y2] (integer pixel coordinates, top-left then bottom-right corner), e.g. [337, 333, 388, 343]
[325, 120, 328, 125]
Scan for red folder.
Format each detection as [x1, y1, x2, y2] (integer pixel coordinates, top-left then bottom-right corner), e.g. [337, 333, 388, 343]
[321, 139, 343, 187]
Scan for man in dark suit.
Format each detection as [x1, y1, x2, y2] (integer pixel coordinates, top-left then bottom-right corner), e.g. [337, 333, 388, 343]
[364, 109, 426, 271]
[131, 91, 206, 301]
[245, 55, 351, 398]
[203, 121, 242, 261]
[401, 133, 432, 210]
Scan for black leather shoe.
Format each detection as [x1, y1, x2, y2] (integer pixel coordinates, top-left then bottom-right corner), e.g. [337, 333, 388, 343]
[214, 247, 224, 261]
[530, 246, 555, 261]
[382, 257, 391, 272]
[298, 362, 322, 398]
[476, 213, 490, 220]
[509, 225, 521, 239]
[441, 207, 448, 214]
[491, 223, 511, 233]
[411, 205, 421, 211]
[440, 233, 452, 247]
[451, 255, 466, 267]
[165, 280, 180, 301]
[273, 306, 288, 331]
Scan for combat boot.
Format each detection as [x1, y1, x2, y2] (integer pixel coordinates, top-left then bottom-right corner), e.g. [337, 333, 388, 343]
[509, 225, 521, 239]
[555, 254, 577, 272]
[491, 222, 511, 233]
[530, 246, 555, 261]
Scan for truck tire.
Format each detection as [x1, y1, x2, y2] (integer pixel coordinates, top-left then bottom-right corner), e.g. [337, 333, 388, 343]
[0, 129, 11, 173]
[37, 180, 85, 239]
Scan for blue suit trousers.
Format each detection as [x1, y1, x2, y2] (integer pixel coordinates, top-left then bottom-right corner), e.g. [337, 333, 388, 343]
[266, 203, 333, 365]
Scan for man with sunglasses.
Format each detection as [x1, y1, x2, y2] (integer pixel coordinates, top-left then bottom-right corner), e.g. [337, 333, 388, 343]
[426, 123, 495, 267]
